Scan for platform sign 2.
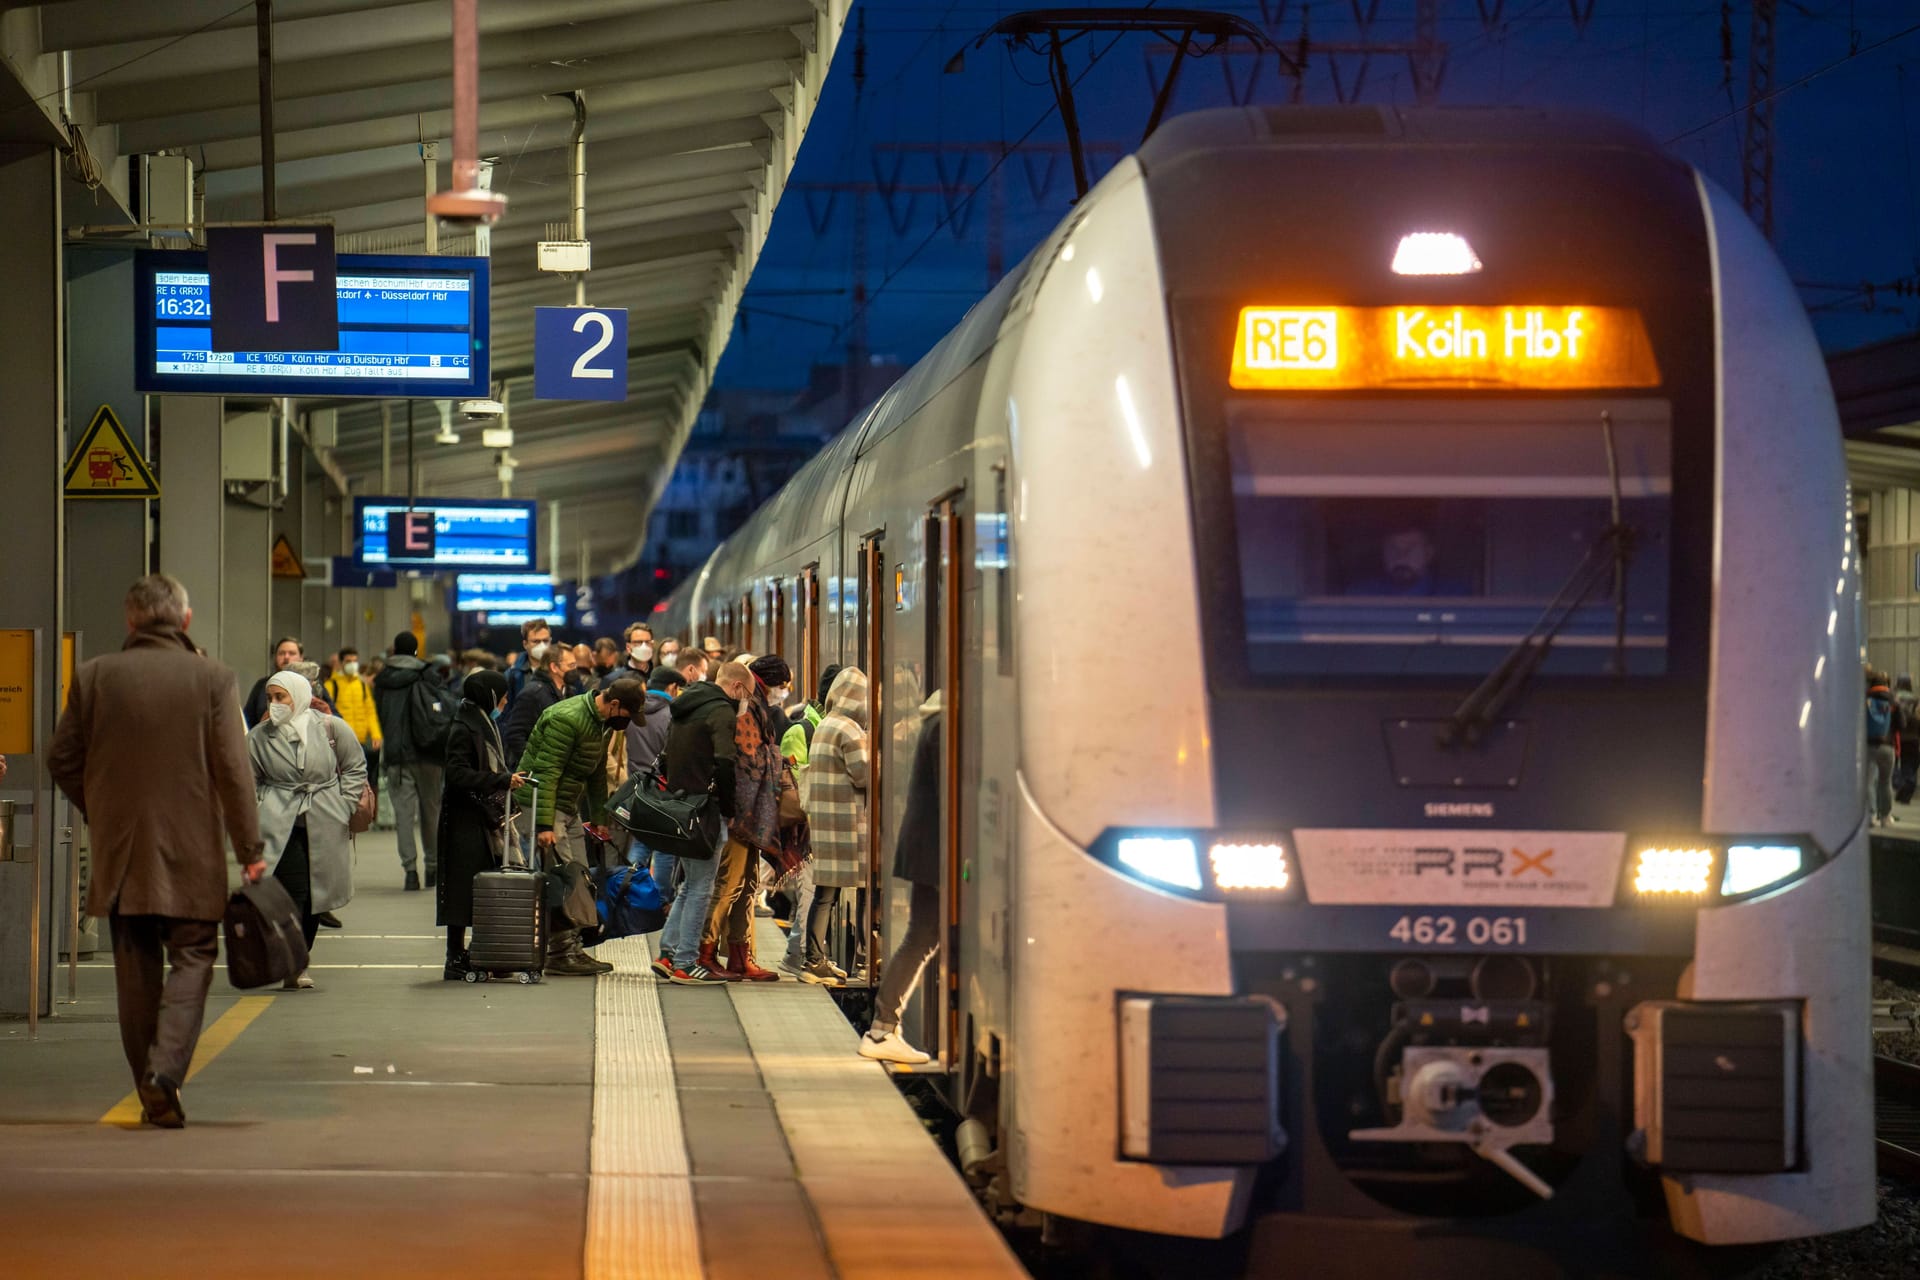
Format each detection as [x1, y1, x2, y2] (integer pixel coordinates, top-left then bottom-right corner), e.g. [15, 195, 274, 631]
[534, 306, 627, 401]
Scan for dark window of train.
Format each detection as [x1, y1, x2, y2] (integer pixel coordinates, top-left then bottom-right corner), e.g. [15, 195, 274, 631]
[924, 511, 943, 696]
[667, 509, 699, 538]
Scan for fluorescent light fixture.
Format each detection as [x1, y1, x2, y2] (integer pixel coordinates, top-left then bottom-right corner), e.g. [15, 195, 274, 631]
[1391, 232, 1483, 276]
[1209, 841, 1290, 891]
[1633, 846, 1714, 896]
[1722, 844, 1803, 897]
[1117, 836, 1202, 892]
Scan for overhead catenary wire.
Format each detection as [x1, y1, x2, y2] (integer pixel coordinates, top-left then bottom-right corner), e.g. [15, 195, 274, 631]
[1666, 15, 1920, 141]
[0, 0, 256, 123]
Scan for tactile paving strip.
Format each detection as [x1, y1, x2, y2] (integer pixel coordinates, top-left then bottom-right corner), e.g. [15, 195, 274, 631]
[585, 936, 703, 1280]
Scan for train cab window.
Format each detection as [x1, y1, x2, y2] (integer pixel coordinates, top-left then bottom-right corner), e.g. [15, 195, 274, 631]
[1227, 398, 1673, 678]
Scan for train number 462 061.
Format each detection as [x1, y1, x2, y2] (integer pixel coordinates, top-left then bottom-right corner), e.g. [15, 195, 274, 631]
[1387, 914, 1529, 947]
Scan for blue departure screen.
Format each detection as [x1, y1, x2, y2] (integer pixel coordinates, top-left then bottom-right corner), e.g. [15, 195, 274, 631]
[135, 252, 489, 399]
[356, 499, 536, 570]
[456, 573, 557, 613]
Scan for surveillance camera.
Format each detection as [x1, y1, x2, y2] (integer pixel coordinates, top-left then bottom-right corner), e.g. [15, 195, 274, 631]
[460, 399, 504, 420]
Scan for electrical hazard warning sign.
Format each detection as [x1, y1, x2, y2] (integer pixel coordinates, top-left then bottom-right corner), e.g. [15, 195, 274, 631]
[63, 405, 159, 498]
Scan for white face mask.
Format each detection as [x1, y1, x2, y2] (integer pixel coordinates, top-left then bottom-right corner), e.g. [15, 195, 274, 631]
[342, 661, 360, 676]
[768, 687, 790, 706]
[528, 642, 550, 664]
[267, 702, 293, 726]
[662, 652, 678, 668]
[632, 642, 653, 661]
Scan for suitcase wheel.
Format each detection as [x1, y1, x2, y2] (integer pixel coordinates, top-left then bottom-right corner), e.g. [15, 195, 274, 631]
[516, 971, 541, 984]
[463, 969, 486, 983]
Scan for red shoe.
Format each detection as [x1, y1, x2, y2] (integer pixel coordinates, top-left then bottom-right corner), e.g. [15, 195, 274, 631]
[728, 938, 779, 982]
[699, 942, 741, 981]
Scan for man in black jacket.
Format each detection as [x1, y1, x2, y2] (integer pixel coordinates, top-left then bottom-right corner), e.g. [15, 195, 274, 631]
[502, 641, 573, 771]
[372, 632, 448, 891]
[241, 636, 305, 727]
[657, 662, 748, 985]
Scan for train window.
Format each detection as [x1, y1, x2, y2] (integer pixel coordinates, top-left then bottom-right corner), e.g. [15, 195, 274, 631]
[740, 592, 753, 653]
[772, 579, 787, 666]
[923, 511, 943, 696]
[801, 563, 821, 698]
[1226, 399, 1673, 678]
[990, 462, 1012, 677]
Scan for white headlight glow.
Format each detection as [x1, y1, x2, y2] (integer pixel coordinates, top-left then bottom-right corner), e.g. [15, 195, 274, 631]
[1209, 841, 1291, 891]
[1391, 231, 1483, 276]
[1722, 844, 1803, 897]
[1116, 836, 1202, 892]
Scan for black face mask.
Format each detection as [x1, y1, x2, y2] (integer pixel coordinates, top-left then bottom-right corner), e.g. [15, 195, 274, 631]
[605, 714, 632, 732]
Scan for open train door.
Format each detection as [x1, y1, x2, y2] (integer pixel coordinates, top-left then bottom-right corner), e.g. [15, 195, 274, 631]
[915, 491, 966, 1068]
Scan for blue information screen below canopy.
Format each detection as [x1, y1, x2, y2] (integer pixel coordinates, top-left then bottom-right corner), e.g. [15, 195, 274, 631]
[135, 251, 490, 399]
[356, 498, 536, 570]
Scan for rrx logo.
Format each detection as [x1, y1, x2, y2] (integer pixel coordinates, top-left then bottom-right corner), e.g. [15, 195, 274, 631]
[1411, 847, 1555, 877]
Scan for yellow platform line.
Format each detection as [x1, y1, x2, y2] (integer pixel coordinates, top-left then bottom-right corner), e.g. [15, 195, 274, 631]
[99, 996, 276, 1127]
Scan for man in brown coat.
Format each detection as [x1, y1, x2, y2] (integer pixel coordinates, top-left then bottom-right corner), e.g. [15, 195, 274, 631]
[49, 574, 265, 1128]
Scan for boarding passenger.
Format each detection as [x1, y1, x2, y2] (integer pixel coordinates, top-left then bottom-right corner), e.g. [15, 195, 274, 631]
[659, 637, 683, 668]
[788, 667, 866, 984]
[781, 663, 844, 769]
[242, 635, 305, 725]
[657, 662, 747, 984]
[503, 616, 552, 711]
[860, 693, 945, 1065]
[513, 679, 646, 976]
[698, 656, 791, 981]
[373, 631, 445, 891]
[676, 648, 711, 685]
[248, 671, 366, 991]
[703, 636, 725, 662]
[437, 671, 524, 981]
[49, 574, 264, 1129]
[592, 636, 620, 679]
[1869, 670, 1905, 827]
[504, 640, 571, 770]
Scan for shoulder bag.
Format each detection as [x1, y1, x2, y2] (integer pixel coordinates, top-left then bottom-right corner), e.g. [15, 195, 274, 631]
[605, 766, 720, 860]
[323, 719, 378, 835]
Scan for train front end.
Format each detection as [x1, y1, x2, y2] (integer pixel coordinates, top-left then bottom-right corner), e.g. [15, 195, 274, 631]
[1002, 107, 1873, 1260]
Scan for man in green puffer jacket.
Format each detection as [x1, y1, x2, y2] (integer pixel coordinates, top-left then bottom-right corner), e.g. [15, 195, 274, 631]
[513, 678, 646, 975]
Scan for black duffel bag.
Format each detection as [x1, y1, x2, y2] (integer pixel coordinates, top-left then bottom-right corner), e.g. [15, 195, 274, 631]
[223, 875, 310, 989]
[605, 767, 721, 860]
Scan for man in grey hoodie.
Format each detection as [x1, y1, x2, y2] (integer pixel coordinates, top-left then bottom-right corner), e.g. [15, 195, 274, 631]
[372, 632, 446, 890]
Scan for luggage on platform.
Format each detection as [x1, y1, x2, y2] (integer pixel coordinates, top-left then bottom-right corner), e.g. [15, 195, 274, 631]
[223, 875, 310, 989]
[467, 781, 547, 982]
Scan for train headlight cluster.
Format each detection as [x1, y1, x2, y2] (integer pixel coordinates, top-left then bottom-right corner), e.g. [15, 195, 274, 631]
[1628, 839, 1817, 903]
[1208, 841, 1292, 892]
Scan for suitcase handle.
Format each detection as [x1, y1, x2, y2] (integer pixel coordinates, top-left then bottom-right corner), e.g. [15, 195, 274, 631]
[506, 778, 538, 870]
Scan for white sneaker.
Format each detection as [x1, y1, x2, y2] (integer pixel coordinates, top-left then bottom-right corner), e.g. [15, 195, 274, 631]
[283, 970, 315, 990]
[826, 959, 848, 980]
[859, 1030, 930, 1065]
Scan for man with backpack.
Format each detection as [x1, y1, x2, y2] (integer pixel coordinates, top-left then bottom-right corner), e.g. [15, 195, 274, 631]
[1867, 669, 1905, 827]
[374, 631, 456, 890]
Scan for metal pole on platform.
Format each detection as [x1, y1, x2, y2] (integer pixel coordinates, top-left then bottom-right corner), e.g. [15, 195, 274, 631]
[256, 1, 276, 222]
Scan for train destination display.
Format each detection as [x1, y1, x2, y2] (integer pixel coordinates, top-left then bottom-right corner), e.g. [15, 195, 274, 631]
[355, 498, 535, 570]
[134, 252, 490, 399]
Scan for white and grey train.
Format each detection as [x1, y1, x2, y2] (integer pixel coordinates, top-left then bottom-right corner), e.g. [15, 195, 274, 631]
[659, 107, 1872, 1269]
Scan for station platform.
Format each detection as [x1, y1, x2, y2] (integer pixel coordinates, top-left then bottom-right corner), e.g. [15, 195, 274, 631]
[0, 832, 1027, 1279]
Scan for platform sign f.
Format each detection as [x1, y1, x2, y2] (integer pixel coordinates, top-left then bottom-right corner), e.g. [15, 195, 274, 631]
[207, 225, 339, 353]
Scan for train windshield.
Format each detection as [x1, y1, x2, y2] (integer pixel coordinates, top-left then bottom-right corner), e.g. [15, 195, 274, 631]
[1229, 398, 1672, 679]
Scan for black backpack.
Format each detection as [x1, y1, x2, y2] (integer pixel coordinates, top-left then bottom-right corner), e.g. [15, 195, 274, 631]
[407, 680, 458, 762]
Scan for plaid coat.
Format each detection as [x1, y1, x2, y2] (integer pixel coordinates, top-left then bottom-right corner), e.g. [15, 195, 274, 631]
[802, 668, 869, 888]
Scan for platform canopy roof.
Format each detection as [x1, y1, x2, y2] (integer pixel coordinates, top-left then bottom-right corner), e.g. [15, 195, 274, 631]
[0, 0, 849, 574]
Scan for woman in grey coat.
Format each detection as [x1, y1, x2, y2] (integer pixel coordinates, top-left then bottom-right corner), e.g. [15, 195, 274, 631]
[249, 670, 366, 990]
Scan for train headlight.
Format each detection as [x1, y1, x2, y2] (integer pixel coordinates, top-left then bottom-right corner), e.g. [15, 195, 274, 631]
[1116, 835, 1203, 892]
[1209, 841, 1291, 892]
[1631, 846, 1715, 897]
[1721, 844, 1804, 898]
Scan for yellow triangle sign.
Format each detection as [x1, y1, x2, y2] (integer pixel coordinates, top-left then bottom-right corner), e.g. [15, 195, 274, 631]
[63, 404, 159, 498]
[271, 534, 306, 579]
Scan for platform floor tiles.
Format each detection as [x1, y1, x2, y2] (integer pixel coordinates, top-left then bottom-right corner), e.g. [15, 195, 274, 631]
[0, 831, 1026, 1279]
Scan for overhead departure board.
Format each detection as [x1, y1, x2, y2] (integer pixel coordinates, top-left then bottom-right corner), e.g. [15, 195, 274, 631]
[133, 251, 490, 399]
[355, 498, 536, 570]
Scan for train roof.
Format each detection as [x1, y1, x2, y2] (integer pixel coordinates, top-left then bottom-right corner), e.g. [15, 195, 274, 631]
[1136, 105, 1669, 168]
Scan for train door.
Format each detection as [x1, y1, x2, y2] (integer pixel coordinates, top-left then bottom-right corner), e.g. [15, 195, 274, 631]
[847, 531, 887, 985]
[772, 579, 787, 669]
[911, 491, 966, 1068]
[800, 563, 821, 701]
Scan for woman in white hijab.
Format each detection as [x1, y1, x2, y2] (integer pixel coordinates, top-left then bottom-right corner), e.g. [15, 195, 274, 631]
[248, 670, 366, 989]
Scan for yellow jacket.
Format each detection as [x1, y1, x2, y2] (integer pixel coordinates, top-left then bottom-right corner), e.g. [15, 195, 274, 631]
[325, 674, 383, 747]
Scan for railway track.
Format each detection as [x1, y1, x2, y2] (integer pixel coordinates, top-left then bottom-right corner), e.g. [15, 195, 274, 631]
[1878, 1054, 1920, 1178]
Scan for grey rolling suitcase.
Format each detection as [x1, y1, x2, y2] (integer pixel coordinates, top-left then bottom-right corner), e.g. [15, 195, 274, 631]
[466, 780, 547, 983]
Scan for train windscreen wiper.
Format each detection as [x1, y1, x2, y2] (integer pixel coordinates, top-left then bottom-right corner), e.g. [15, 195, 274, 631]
[1440, 412, 1636, 748]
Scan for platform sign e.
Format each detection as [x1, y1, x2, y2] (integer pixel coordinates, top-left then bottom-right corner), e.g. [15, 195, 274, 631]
[534, 306, 627, 402]
[386, 509, 436, 563]
[207, 225, 339, 353]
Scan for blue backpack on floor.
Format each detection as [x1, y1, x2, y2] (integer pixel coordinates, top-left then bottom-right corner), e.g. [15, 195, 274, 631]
[593, 865, 666, 941]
